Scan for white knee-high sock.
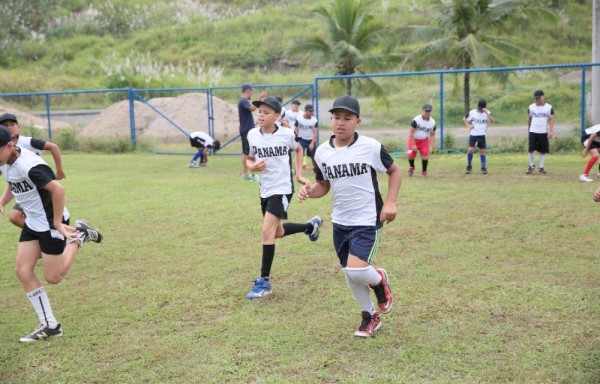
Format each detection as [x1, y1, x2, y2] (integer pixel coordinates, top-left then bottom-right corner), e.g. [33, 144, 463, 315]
[529, 152, 535, 167]
[539, 154, 545, 168]
[344, 267, 381, 314]
[27, 287, 58, 329]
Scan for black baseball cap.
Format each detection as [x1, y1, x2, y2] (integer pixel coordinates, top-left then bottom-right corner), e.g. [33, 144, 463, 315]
[0, 113, 18, 125]
[0, 125, 12, 147]
[422, 104, 433, 111]
[252, 96, 282, 114]
[304, 104, 314, 112]
[534, 90, 544, 98]
[291, 100, 301, 105]
[241, 83, 253, 92]
[329, 95, 360, 117]
[477, 99, 487, 109]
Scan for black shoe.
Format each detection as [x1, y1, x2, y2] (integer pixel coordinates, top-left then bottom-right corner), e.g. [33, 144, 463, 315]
[465, 166, 472, 174]
[526, 166, 535, 174]
[539, 168, 546, 174]
[481, 167, 487, 175]
[75, 219, 103, 243]
[19, 323, 63, 342]
[306, 216, 323, 242]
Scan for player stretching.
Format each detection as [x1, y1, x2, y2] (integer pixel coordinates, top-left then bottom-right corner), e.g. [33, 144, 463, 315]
[299, 96, 401, 338]
[0, 125, 102, 342]
[245, 96, 322, 299]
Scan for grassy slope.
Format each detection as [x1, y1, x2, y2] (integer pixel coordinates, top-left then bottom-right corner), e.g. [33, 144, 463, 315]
[0, 0, 594, 92]
[0, 153, 597, 383]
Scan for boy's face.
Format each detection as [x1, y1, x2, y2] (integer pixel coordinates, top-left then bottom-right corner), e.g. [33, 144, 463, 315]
[304, 110, 314, 118]
[291, 104, 299, 112]
[0, 142, 14, 165]
[257, 105, 280, 128]
[2, 121, 20, 139]
[330, 110, 360, 140]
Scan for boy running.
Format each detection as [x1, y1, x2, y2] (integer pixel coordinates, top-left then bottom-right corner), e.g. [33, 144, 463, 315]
[407, 104, 436, 177]
[579, 124, 600, 182]
[294, 104, 318, 171]
[0, 125, 102, 342]
[244, 96, 322, 299]
[0, 113, 66, 228]
[463, 99, 494, 174]
[298, 96, 401, 338]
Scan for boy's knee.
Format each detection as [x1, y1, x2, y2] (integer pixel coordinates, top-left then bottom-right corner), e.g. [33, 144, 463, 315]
[44, 272, 63, 285]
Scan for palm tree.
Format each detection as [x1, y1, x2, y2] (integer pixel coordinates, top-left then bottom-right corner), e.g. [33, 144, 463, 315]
[289, 0, 392, 97]
[398, 0, 556, 114]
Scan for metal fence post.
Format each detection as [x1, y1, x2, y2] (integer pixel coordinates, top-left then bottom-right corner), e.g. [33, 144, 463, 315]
[45, 94, 52, 140]
[128, 89, 137, 150]
[581, 65, 587, 134]
[440, 72, 445, 151]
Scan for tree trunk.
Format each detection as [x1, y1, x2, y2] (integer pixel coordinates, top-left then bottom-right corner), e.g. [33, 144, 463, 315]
[463, 60, 471, 115]
[346, 77, 352, 96]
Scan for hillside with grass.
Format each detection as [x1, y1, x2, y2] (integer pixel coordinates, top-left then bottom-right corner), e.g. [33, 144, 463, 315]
[0, 0, 594, 93]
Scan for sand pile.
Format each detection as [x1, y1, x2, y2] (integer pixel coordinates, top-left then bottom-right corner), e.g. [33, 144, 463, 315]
[81, 93, 239, 141]
[0, 105, 70, 131]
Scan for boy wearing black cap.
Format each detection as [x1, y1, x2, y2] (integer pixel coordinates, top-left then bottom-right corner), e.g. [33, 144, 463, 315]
[298, 95, 401, 338]
[527, 90, 554, 174]
[463, 99, 494, 174]
[294, 104, 318, 171]
[0, 125, 103, 342]
[244, 96, 322, 299]
[0, 113, 66, 228]
[407, 104, 436, 177]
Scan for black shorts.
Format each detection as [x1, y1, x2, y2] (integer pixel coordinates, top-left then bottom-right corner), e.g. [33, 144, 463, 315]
[528, 132, 550, 153]
[190, 137, 205, 149]
[333, 223, 383, 268]
[581, 134, 600, 150]
[241, 131, 250, 155]
[299, 139, 316, 157]
[261, 194, 293, 220]
[468, 135, 487, 149]
[19, 219, 70, 256]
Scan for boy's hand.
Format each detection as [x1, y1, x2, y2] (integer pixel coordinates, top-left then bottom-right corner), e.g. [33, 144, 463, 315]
[379, 201, 397, 223]
[298, 180, 312, 202]
[582, 148, 589, 157]
[56, 169, 66, 180]
[55, 223, 77, 239]
[296, 175, 309, 186]
[251, 160, 267, 173]
[0, 205, 3, 214]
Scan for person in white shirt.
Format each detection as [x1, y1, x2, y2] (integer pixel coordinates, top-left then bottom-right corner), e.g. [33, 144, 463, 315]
[463, 99, 494, 174]
[407, 104, 436, 177]
[527, 90, 554, 174]
[282, 99, 302, 129]
[298, 95, 401, 338]
[294, 104, 319, 171]
[187, 131, 220, 168]
[244, 96, 322, 300]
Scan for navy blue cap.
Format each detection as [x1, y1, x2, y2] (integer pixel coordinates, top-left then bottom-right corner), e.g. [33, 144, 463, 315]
[0, 125, 12, 147]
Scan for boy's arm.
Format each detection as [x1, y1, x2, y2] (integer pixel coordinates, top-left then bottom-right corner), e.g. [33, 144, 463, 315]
[548, 114, 555, 138]
[43, 180, 74, 238]
[298, 179, 330, 202]
[294, 144, 308, 184]
[43, 142, 66, 180]
[0, 185, 14, 214]
[429, 131, 436, 153]
[485, 109, 494, 124]
[310, 127, 317, 151]
[380, 162, 401, 223]
[246, 155, 266, 173]
[594, 184, 600, 202]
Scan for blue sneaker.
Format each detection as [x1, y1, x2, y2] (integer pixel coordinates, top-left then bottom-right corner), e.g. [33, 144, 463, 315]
[306, 216, 322, 242]
[246, 277, 272, 299]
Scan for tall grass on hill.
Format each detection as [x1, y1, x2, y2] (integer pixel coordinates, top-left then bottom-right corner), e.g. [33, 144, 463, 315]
[0, 153, 597, 383]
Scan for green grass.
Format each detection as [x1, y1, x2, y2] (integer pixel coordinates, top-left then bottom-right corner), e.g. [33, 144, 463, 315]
[0, 152, 598, 383]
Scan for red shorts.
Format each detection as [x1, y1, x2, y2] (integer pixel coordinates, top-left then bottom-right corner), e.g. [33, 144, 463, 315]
[407, 138, 429, 158]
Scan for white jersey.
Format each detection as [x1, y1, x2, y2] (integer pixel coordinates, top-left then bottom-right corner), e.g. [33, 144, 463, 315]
[528, 103, 554, 134]
[189, 131, 214, 147]
[283, 109, 302, 129]
[247, 126, 299, 198]
[295, 114, 319, 141]
[465, 109, 492, 136]
[411, 115, 436, 140]
[314, 133, 394, 226]
[17, 136, 46, 155]
[0, 148, 67, 232]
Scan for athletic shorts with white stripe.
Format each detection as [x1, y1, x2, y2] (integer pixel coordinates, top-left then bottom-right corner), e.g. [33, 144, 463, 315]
[333, 223, 383, 268]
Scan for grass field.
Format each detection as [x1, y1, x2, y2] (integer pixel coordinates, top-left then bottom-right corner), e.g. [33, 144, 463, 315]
[0, 152, 598, 383]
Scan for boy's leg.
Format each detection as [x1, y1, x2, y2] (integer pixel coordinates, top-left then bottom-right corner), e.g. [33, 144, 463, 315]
[42, 242, 80, 285]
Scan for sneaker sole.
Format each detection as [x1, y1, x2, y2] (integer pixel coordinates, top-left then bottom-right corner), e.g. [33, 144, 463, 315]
[246, 290, 272, 300]
[378, 269, 393, 314]
[354, 322, 383, 338]
[19, 332, 63, 342]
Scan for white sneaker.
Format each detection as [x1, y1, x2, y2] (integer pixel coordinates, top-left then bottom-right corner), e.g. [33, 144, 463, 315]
[579, 174, 593, 182]
[188, 162, 199, 168]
